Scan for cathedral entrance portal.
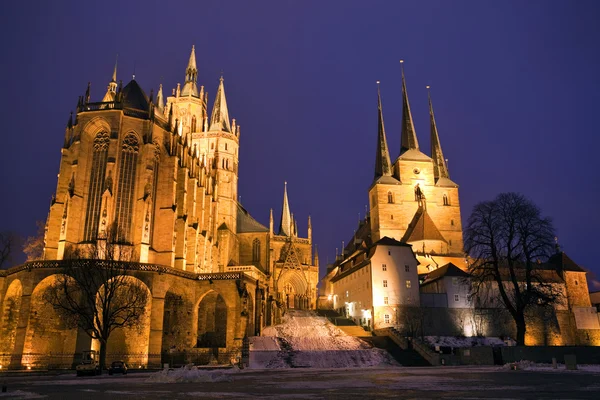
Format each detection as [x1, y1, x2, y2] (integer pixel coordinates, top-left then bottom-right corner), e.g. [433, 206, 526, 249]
[278, 270, 308, 310]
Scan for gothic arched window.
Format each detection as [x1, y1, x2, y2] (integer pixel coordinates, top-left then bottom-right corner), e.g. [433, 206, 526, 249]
[84, 131, 110, 241]
[443, 193, 450, 206]
[252, 238, 260, 263]
[387, 191, 394, 204]
[149, 143, 160, 243]
[191, 115, 197, 132]
[115, 133, 140, 243]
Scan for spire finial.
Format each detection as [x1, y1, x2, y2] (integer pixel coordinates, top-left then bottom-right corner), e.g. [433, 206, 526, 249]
[209, 76, 231, 132]
[278, 181, 292, 236]
[400, 60, 419, 153]
[429, 87, 450, 180]
[181, 45, 199, 96]
[374, 80, 392, 180]
[112, 54, 118, 82]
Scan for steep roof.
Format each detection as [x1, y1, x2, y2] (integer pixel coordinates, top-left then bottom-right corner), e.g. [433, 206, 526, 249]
[402, 208, 446, 244]
[121, 80, 149, 110]
[548, 252, 586, 273]
[373, 236, 413, 248]
[421, 262, 469, 285]
[236, 203, 268, 233]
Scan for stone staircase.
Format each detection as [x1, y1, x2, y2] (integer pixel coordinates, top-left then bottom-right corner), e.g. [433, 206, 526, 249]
[317, 309, 370, 336]
[362, 336, 431, 366]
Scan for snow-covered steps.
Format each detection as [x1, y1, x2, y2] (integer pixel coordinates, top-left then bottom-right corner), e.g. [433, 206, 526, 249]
[337, 325, 371, 337]
[250, 310, 397, 369]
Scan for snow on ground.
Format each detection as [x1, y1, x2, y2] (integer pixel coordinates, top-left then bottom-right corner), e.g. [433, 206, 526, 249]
[251, 309, 397, 369]
[503, 360, 600, 373]
[424, 335, 508, 348]
[146, 365, 241, 383]
[0, 390, 46, 399]
[261, 310, 370, 351]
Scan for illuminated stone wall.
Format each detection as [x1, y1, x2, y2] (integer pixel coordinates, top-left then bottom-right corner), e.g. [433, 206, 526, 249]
[0, 265, 262, 369]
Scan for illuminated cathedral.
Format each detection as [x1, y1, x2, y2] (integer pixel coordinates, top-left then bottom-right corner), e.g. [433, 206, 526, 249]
[0, 46, 318, 368]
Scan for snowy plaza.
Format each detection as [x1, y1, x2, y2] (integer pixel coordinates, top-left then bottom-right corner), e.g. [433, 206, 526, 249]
[1, 311, 600, 399]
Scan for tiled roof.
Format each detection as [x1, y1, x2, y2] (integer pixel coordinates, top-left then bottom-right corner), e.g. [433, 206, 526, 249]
[236, 203, 268, 233]
[121, 80, 149, 111]
[421, 262, 468, 285]
[402, 208, 446, 243]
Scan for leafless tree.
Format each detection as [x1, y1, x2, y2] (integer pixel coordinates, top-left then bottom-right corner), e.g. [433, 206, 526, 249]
[0, 231, 15, 269]
[399, 306, 425, 339]
[43, 225, 149, 372]
[464, 193, 563, 345]
[23, 220, 46, 261]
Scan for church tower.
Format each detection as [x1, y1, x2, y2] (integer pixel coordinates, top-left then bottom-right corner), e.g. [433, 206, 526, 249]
[369, 62, 463, 256]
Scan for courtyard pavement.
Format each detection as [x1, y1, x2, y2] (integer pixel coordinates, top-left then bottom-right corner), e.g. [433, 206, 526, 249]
[1, 365, 599, 399]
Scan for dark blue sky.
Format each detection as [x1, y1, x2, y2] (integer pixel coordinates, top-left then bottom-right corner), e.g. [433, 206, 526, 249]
[1, 1, 599, 288]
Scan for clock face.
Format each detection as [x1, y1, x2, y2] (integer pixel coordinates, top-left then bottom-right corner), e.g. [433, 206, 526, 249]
[413, 168, 421, 175]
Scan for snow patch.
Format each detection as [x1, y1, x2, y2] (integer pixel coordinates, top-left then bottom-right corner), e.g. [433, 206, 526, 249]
[424, 336, 507, 348]
[0, 390, 47, 399]
[503, 360, 600, 373]
[146, 365, 240, 383]
[251, 310, 397, 368]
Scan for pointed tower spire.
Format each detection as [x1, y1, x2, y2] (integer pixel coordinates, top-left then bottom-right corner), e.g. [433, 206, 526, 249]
[156, 83, 164, 114]
[374, 81, 393, 180]
[181, 45, 199, 97]
[428, 86, 450, 180]
[314, 245, 319, 268]
[278, 181, 291, 236]
[209, 76, 231, 132]
[102, 57, 118, 102]
[400, 60, 419, 153]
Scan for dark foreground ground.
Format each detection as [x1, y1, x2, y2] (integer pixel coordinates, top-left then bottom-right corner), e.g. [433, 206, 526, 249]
[1, 366, 599, 399]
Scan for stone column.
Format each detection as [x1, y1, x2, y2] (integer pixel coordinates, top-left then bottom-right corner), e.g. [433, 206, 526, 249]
[11, 294, 31, 369]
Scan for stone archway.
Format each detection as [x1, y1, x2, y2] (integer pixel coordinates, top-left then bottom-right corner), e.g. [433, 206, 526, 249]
[278, 270, 308, 310]
[161, 287, 194, 351]
[22, 275, 78, 368]
[0, 280, 23, 358]
[196, 291, 228, 348]
[103, 275, 152, 367]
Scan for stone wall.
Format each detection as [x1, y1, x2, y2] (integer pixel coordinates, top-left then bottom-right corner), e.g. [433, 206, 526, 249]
[0, 262, 263, 369]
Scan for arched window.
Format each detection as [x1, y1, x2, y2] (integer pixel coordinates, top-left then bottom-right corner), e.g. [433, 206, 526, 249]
[443, 193, 450, 206]
[387, 191, 394, 204]
[211, 142, 214, 150]
[252, 239, 260, 263]
[115, 133, 139, 243]
[149, 143, 160, 243]
[191, 116, 197, 132]
[225, 143, 228, 151]
[84, 131, 110, 241]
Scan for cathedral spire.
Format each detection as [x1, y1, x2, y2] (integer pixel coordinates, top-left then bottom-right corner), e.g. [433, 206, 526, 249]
[209, 76, 231, 132]
[102, 57, 118, 102]
[181, 45, 199, 97]
[374, 81, 392, 180]
[400, 60, 419, 153]
[428, 86, 450, 180]
[278, 181, 291, 236]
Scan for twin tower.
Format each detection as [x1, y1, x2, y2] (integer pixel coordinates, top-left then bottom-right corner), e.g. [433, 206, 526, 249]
[368, 62, 463, 257]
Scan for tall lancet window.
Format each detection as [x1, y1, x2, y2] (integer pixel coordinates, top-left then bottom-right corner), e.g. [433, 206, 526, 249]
[149, 143, 160, 243]
[191, 116, 197, 132]
[252, 239, 260, 263]
[115, 133, 140, 243]
[84, 131, 110, 241]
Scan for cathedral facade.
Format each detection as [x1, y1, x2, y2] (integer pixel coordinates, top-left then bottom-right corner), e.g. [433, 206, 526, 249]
[0, 47, 318, 369]
[320, 65, 600, 346]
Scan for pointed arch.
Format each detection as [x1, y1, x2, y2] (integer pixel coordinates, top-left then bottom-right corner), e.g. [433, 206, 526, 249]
[196, 290, 228, 348]
[252, 238, 260, 263]
[115, 132, 140, 242]
[0, 280, 23, 355]
[84, 131, 110, 241]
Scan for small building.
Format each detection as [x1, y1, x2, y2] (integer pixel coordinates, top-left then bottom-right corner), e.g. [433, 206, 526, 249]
[420, 263, 471, 308]
[329, 237, 419, 330]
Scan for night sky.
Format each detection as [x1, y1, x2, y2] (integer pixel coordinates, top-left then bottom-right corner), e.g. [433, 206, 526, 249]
[1, 1, 599, 288]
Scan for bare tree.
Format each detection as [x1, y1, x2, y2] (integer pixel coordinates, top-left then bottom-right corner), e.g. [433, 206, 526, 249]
[0, 231, 15, 269]
[464, 192, 563, 345]
[43, 226, 149, 372]
[23, 220, 46, 261]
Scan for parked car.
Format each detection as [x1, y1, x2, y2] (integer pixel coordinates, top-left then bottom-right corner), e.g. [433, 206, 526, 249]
[76, 350, 100, 376]
[108, 361, 128, 375]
